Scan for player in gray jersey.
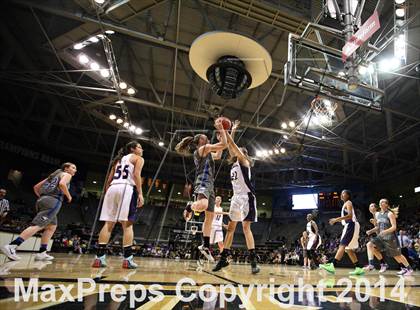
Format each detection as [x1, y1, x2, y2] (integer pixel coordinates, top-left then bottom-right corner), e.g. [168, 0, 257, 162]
[176, 119, 227, 261]
[1, 163, 76, 261]
[365, 199, 413, 276]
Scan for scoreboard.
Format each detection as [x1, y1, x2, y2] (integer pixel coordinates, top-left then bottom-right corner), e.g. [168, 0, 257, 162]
[318, 192, 340, 209]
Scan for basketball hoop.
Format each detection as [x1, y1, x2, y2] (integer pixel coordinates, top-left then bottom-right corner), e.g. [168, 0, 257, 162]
[310, 96, 337, 126]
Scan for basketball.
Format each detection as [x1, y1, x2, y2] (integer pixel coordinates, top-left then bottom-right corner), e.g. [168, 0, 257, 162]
[216, 116, 232, 130]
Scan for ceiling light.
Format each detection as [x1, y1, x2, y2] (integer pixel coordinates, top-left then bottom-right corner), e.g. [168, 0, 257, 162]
[158, 142, 165, 147]
[123, 122, 129, 128]
[281, 122, 288, 129]
[109, 114, 116, 120]
[158, 189, 161, 192]
[73, 43, 84, 50]
[135, 128, 143, 135]
[90, 62, 100, 70]
[100, 69, 110, 77]
[288, 121, 295, 128]
[262, 202, 266, 206]
[268, 150, 273, 155]
[94, 0, 105, 4]
[379, 57, 400, 72]
[116, 118, 123, 124]
[399, 195, 403, 198]
[92, 181, 97, 184]
[105, 30, 115, 34]
[129, 125, 136, 132]
[280, 148, 286, 154]
[119, 82, 127, 89]
[78, 54, 89, 64]
[256, 150, 262, 157]
[283, 135, 289, 140]
[338, 71, 345, 77]
[127, 88, 136, 95]
[177, 192, 181, 195]
[88, 36, 99, 43]
[262, 150, 269, 157]
[395, 0, 405, 4]
[116, 100, 124, 104]
[358, 66, 367, 75]
[274, 148, 279, 154]
[395, 8, 405, 18]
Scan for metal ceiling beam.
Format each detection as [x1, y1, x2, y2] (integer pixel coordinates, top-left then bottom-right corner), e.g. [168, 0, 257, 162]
[14, 0, 284, 81]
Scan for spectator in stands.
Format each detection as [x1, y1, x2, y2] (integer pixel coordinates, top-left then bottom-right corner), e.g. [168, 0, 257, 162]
[0, 188, 10, 225]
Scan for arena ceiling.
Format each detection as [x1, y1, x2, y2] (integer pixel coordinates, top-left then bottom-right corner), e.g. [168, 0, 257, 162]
[1, 0, 420, 189]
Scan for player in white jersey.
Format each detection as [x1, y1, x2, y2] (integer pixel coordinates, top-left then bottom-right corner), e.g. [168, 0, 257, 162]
[213, 121, 260, 274]
[92, 141, 144, 269]
[305, 213, 321, 269]
[320, 190, 364, 275]
[210, 196, 225, 252]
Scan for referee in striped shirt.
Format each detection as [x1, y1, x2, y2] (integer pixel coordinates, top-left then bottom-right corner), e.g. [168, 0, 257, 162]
[0, 188, 10, 224]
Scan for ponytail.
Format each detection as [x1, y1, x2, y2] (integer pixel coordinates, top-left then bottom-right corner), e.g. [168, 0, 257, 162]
[175, 135, 201, 155]
[390, 205, 399, 218]
[112, 141, 140, 166]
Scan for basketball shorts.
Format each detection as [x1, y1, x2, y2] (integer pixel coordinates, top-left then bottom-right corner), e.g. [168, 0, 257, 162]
[193, 184, 215, 212]
[307, 234, 321, 250]
[340, 222, 360, 249]
[371, 235, 401, 257]
[229, 193, 257, 222]
[31, 196, 63, 227]
[100, 184, 137, 222]
[210, 228, 223, 244]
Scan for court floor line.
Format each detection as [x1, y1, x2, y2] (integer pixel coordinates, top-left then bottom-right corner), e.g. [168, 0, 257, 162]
[202, 270, 241, 285]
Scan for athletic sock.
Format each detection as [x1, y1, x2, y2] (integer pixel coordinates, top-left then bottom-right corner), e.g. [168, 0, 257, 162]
[380, 258, 386, 265]
[249, 249, 256, 264]
[10, 237, 24, 246]
[221, 248, 230, 259]
[39, 244, 48, 253]
[203, 236, 210, 248]
[368, 259, 374, 266]
[96, 243, 107, 257]
[123, 246, 132, 258]
[399, 263, 405, 269]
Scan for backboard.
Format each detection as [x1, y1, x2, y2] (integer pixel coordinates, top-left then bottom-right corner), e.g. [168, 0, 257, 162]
[284, 33, 384, 111]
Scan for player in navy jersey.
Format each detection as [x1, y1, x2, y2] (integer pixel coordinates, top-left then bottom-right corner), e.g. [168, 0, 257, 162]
[1, 163, 76, 261]
[213, 120, 260, 274]
[92, 141, 144, 269]
[319, 189, 365, 275]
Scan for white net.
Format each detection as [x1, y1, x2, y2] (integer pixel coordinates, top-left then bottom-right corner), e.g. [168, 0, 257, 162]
[310, 96, 337, 127]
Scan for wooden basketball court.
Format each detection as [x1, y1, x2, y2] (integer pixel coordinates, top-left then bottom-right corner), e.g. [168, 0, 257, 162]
[0, 253, 419, 309]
